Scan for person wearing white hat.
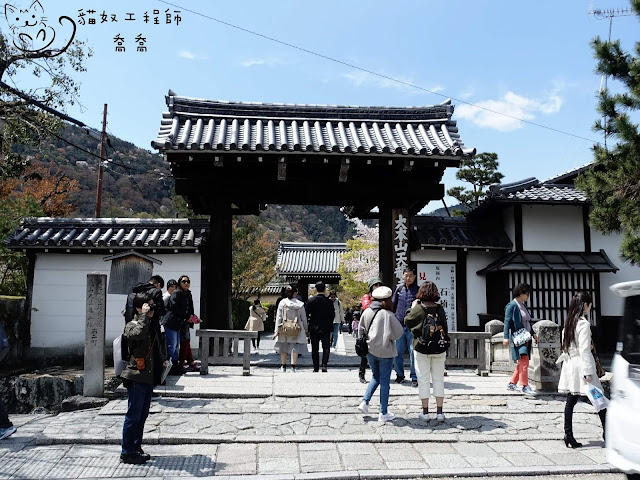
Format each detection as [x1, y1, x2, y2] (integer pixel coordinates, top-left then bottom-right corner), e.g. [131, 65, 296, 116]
[357, 285, 404, 423]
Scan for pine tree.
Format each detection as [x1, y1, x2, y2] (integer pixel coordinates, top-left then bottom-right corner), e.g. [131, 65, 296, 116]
[575, 0, 640, 264]
[446, 152, 504, 216]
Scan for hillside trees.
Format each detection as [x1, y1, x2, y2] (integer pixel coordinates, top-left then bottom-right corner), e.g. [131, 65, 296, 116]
[575, 0, 640, 264]
[231, 220, 278, 300]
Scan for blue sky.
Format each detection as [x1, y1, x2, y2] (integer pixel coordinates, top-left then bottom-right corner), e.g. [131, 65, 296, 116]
[3, 0, 639, 211]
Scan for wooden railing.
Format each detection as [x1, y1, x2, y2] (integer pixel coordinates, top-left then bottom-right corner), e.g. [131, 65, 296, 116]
[196, 329, 258, 376]
[446, 332, 492, 375]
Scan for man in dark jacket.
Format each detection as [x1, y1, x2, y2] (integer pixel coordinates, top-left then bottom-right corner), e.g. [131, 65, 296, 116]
[305, 281, 335, 372]
[121, 292, 167, 464]
[391, 268, 419, 386]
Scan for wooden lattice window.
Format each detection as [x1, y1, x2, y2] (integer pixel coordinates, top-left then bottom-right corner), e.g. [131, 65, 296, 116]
[508, 271, 597, 326]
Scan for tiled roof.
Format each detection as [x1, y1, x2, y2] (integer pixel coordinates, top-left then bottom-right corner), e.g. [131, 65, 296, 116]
[487, 178, 589, 204]
[151, 91, 475, 158]
[543, 162, 593, 184]
[411, 216, 512, 250]
[4, 217, 209, 251]
[275, 242, 346, 278]
[477, 250, 618, 274]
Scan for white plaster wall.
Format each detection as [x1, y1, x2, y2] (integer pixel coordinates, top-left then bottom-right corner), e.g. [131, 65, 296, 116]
[29, 253, 201, 353]
[466, 250, 504, 326]
[591, 230, 640, 316]
[521, 205, 584, 251]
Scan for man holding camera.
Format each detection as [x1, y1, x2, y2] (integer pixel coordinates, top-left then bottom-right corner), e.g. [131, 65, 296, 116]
[120, 292, 168, 464]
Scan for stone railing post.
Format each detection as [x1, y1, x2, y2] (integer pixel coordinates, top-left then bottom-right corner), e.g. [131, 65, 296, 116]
[485, 319, 504, 372]
[529, 320, 561, 392]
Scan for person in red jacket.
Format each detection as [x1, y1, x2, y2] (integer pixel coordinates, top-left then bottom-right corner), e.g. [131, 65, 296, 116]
[357, 277, 382, 383]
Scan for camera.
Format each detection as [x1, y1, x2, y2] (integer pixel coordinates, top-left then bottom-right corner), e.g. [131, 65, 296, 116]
[148, 303, 156, 310]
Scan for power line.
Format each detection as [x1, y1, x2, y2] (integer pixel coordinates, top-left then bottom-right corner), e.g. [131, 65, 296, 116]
[158, 0, 602, 145]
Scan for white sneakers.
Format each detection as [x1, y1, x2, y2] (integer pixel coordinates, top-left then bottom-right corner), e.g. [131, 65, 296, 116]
[521, 385, 537, 395]
[378, 412, 395, 423]
[357, 401, 369, 413]
[418, 412, 445, 421]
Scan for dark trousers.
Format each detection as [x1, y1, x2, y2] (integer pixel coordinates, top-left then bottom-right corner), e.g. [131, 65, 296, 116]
[0, 399, 12, 429]
[564, 393, 607, 435]
[122, 380, 153, 455]
[359, 355, 368, 378]
[251, 334, 261, 349]
[310, 331, 330, 370]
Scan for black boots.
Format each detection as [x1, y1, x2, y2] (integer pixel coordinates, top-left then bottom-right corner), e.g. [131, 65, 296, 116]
[564, 433, 583, 448]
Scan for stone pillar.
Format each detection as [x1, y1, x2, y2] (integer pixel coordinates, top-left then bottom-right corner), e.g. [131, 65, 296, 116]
[485, 319, 511, 373]
[529, 320, 562, 392]
[84, 273, 106, 397]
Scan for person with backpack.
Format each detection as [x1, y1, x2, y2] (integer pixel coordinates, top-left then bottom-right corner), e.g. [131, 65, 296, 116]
[405, 281, 450, 422]
[356, 286, 404, 422]
[273, 285, 308, 373]
[357, 277, 382, 384]
[120, 292, 168, 464]
[391, 268, 419, 387]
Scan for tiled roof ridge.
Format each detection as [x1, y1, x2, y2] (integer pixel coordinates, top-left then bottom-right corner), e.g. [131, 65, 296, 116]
[280, 242, 347, 249]
[543, 162, 593, 184]
[167, 90, 455, 121]
[18, 217, 209, 226]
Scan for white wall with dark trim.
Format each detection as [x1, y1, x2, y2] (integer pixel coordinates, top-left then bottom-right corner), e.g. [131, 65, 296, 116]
[28, 253, 201, 356]
[521, 205, 584, 251]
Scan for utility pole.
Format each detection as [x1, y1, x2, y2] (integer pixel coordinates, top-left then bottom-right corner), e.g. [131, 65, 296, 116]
[94, 104, 107, 218]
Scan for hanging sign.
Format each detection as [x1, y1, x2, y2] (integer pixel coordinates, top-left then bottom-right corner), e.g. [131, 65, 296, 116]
[392, 209, 409, 283]
[417, 263, 457, 332]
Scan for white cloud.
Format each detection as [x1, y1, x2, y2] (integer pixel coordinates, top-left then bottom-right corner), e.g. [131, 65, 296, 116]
[342, 71, 443, 95]
[240, 57, 285, 68]
[456, 88, 564, 131]
[179, 50, 206, 61]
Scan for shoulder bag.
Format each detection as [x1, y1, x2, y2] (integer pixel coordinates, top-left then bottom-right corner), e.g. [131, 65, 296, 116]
[355, 309, 381, 357]
[512, 328, 532, 348]
[278, 305, 302, 338]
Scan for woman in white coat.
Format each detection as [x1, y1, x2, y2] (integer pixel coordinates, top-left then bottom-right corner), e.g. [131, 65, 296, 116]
[273, 286, 308, 373]
[245, 299, 266, 353]
[557, 291, 607, 448]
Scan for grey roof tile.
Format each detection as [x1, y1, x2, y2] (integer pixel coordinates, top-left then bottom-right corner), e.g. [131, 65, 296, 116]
[411, 216, 512, 250]
[151, 92, 475, 158]
[4, 217, 209, 251]
[275, 242, 346, 277]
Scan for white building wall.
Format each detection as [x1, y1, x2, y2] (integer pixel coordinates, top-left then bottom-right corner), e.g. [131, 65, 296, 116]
[521, 205, 584, 251]
[466, 250, 504, 327]
[29, 253, 201, 354]
[591, 231, 640, 316]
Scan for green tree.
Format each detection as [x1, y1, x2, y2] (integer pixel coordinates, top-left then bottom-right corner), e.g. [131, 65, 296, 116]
[575, 0, 640, 264]
[446, 152, 504, 216]
[0, 29, 92, 178]
[231, 220, 278, 300]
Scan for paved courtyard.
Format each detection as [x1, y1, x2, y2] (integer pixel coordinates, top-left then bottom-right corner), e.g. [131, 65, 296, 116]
[0, 333, 620, 479]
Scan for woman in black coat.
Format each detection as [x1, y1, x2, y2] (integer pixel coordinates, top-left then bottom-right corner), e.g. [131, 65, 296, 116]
[167, 275, 197, 373]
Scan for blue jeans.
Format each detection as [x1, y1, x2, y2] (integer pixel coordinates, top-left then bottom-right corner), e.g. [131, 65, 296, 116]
[121, 380, 153, 454]
[332, 323, 340, 348]
[165, 327, 179, 362]
[362, 354, 393, 415]
[394, 326, 416, 381]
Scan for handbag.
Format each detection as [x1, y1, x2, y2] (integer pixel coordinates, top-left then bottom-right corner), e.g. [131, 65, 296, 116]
[278, 306, 302, 338]
[113, 335, 127, 376]
[591, 341, 605, 378]
[512, 327, 532, 348]
[355, 309, 381, 357]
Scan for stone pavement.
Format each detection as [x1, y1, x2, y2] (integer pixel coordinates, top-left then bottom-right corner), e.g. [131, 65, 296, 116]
[0, 333, 619, 479]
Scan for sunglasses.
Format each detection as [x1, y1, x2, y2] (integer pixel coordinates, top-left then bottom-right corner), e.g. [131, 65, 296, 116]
[181, 279, 190, 284]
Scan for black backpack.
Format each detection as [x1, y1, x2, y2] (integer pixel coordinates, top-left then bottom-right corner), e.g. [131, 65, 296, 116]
[417, 305, 450, 354]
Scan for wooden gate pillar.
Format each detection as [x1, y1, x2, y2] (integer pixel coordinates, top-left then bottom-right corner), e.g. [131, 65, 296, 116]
[207, 201, 233, 329]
